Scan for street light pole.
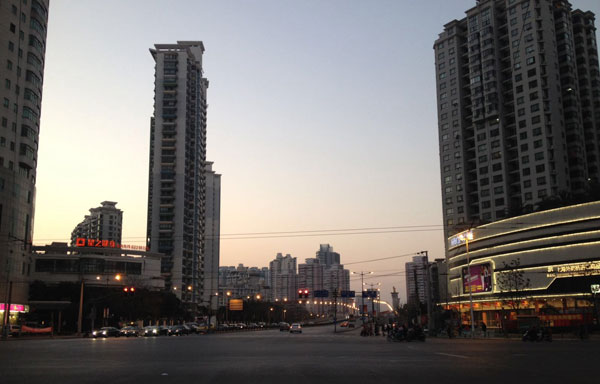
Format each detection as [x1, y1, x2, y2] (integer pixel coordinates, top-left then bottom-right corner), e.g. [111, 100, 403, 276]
[352, 271, 373, 324]
[459, 230, 476, 338]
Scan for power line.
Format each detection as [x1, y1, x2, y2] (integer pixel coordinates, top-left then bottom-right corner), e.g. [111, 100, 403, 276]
[31, 218, 600, 243]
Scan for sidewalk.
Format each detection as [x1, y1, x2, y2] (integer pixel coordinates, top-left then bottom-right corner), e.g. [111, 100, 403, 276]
[433, 330, 600, 341]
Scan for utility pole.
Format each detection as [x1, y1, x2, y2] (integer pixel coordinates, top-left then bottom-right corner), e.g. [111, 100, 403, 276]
[333, 288, 338, 333]
[77, 280, 84, 335]
[2, 281, 13, 339]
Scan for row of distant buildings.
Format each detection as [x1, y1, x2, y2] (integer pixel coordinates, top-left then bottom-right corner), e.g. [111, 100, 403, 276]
[217, 244, 350, 305]
[0, 0, 221, 325]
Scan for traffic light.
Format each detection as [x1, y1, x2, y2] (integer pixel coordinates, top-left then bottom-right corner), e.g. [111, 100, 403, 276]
[123, 286, 136, 296]
[298, 289, 310, 299]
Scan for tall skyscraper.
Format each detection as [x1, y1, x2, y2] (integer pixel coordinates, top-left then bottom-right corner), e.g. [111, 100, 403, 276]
[435, 0, 600, 241]
[405, 255, 430, 306]
[203, 161, 220, 310]
[147, 41, 209, 312]
[71, 201, 123, 245]
[0, 0, 49, 306]
[269, 253, 297, 301]
[316, 244, 340, 267]
[297, 258, 324, 293]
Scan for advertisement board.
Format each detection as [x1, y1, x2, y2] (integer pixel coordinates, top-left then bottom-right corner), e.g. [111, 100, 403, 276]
[462, 263, 493, 294]
[229, 299, 243, 311]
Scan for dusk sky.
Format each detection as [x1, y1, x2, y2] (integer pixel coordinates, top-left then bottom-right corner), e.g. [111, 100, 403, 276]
[33, 0, 600, 303]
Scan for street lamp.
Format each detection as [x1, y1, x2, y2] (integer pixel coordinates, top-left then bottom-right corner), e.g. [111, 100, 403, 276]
[352, 271, 373, 324]
[226, 291, 231, 323]
[458, 229, 475, 338]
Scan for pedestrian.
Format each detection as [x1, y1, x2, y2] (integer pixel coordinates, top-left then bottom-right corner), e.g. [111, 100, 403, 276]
[481, 321, 487, 337]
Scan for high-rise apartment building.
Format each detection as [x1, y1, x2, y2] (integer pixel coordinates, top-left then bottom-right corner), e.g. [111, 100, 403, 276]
[70, 201, 123, 245]
[405, 255, 430, 306]
[323, 263, 350, 295]
[316, 243, 340, 267]
[0, 0, 49, 306]
[269, 253, 297, 301]
[435, 0, 600, 241]
[203, 162, 220, 310]
[147, 41, 209, 312]
[297, 258, 324, 293]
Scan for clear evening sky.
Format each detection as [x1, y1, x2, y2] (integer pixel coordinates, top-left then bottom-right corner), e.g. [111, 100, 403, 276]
[33, 0, 600, 303]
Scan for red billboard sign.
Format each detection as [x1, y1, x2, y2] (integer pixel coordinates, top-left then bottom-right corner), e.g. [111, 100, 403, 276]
[75, 238, 149, 251]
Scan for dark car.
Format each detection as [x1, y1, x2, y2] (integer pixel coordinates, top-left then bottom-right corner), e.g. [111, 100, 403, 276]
[169, 325, 189, 336]
[143, 326, 161, 337]
[279, 322, 290, 331]
[119, 326, 141, 337]
[92, 327, 120, 338]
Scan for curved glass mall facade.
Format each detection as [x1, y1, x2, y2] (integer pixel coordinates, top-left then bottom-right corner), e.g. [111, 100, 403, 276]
[445, 202, 600, 328]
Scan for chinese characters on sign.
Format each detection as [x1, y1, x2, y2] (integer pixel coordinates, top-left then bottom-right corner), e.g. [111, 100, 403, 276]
[546, 261, 600, 278]
[75, 238, 149, 251]
[462, 263, 493, 294]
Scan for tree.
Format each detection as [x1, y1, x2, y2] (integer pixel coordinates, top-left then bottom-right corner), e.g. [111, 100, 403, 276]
[496, 258, 531, 311]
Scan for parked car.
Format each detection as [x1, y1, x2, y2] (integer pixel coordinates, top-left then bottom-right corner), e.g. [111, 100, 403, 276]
[119, 326, 141, 337]
[92, 327, 120, 338]
[279, 322, 290, 331]
[290, 323, 302, 334]
[169, 325, 189, 336]
[340, 321, 349, 327]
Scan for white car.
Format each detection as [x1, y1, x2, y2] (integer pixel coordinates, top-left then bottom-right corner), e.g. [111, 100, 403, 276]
[290, 323, 302, 334]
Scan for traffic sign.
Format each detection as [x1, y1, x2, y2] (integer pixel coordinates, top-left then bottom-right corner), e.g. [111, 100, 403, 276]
[314, 290, 329, 298]
[341, 290, 355, 298]
[362, 290, 377, 298]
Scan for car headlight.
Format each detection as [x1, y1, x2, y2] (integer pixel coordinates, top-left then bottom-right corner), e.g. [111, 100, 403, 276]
[153, 329, 157, 334]
[102, 331, 107, 335]
[92, 331, 97, 335]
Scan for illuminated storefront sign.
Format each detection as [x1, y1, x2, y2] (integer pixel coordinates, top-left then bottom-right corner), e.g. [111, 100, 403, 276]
[449, 230, 474, 248]
[75, 238, 149, 251]
[546, 261, 600, 278]
[0, 304, 27, 313]
[462, 263, 493, 294]
[229, 299, 243, 311]
[591, 284, 600, 294]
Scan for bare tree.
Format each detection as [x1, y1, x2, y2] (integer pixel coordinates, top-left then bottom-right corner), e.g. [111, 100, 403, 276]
[496, 258, 531, 311]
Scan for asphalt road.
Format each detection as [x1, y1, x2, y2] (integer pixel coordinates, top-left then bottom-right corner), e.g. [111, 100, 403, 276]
[1, 325, 598, 384]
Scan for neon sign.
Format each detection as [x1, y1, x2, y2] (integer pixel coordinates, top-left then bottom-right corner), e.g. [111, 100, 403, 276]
[0, 304, 26, 312]
[75, 238, 149, 251]
[546, 261, 600, 278]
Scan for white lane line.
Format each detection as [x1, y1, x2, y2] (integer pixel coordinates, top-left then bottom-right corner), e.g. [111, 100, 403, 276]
[435, 352, 468, 359]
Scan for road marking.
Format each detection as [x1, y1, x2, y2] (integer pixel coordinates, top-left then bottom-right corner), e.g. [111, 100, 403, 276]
[435, 352, 468, 359]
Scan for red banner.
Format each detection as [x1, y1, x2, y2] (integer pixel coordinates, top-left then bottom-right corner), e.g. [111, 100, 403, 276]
[22, 325, 53, 334]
